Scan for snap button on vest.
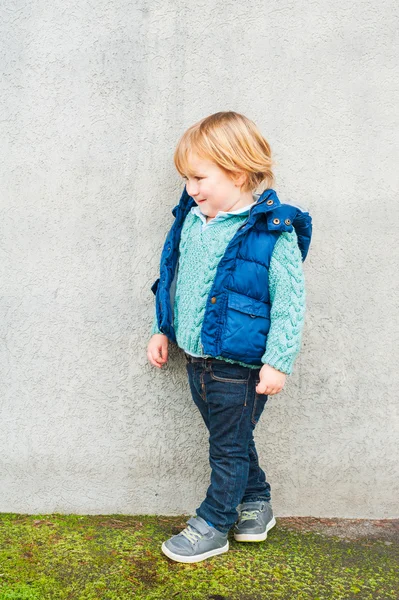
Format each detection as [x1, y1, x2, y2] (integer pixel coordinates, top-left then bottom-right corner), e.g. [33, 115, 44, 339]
[273, 218, 280, 225]
[211, 297, 217, 304]
[266, 199, 274, 205]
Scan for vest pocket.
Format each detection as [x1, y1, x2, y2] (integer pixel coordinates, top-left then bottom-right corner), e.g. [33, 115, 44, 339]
[221, 291, 271, 361]
[226, 291, 270, 319]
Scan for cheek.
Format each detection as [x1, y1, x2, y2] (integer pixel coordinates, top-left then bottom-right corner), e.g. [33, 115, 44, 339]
[200, 182, 211, 196]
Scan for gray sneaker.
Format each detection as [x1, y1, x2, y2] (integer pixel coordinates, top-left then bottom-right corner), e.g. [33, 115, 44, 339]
[161, 515, 229, 563]
[233, 501, 276, 542]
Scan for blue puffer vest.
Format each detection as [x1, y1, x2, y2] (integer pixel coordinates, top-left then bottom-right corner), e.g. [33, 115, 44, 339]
[151, 187, 312, 366]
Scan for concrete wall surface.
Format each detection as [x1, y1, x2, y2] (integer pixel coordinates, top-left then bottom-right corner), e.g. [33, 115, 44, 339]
[1, 0, 398, 518]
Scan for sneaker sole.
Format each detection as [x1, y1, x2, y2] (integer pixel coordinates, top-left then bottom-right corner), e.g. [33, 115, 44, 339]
[161, 540, 229, 563]
[233, 516, 276, 542]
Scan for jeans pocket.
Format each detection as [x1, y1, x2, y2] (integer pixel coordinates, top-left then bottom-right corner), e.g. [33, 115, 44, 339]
[210, 363, 250, 384]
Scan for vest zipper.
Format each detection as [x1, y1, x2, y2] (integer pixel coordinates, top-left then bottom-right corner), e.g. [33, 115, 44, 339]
[238, 194, 270, 230]
[238, 201, 257, 230]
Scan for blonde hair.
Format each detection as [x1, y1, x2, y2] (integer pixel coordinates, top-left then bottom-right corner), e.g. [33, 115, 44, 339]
[174, 111, 275, 192]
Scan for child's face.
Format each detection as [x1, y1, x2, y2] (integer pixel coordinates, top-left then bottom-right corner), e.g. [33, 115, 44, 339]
[182, 153, 245, 218]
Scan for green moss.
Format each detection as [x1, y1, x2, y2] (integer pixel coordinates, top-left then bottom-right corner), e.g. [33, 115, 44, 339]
[0, 513, 397, 600]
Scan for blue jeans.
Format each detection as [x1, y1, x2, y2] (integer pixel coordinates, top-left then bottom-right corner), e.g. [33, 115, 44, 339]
[185, 353, 271, 534]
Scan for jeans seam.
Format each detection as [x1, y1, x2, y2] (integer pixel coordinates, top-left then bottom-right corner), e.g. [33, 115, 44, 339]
[248, 445, 261, 486]
[220, 409, 246, 529]
[251, 394, 258, 425]
[244, 380, 249, 406]
[200, 370, 207, 403]
[251, 378, 259, 424]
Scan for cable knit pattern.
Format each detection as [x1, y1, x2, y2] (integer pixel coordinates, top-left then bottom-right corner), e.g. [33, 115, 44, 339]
[151, 213, 306, 375]
[261, 229, 306, 374]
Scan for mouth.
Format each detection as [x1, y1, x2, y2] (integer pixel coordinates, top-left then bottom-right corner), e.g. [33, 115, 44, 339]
[197, 199, 207, 203]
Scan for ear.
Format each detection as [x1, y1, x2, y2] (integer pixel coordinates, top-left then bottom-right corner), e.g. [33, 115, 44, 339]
[231, 171, 248, 188]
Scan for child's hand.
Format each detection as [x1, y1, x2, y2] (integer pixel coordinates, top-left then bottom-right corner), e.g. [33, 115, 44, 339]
[256, 364, 286, 395]
[147, 334, 169, 368]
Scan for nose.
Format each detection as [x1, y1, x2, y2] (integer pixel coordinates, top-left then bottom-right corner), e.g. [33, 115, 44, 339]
[186, 180, 199, 197]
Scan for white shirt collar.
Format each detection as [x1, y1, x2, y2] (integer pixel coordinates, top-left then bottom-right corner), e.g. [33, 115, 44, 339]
[191, 193, 260, 228]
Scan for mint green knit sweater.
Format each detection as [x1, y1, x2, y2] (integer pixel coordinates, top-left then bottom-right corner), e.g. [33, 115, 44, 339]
[151, 205, 306, 375]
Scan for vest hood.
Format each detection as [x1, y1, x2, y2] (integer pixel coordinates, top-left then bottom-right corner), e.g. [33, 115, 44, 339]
[174, 186, 312, 262]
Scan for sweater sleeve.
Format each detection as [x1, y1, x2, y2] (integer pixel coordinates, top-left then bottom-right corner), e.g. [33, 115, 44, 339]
[261, 229, 306, 375]
[151, 311, 162, 336]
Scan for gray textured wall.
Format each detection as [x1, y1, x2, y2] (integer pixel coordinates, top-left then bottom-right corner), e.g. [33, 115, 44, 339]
[1, 0, 398, 518]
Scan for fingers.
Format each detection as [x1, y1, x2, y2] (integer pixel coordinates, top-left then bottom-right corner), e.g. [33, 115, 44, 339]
[147, 350, 163, 368]
[147, 343, 168, 368]
[256, 383, 284, 396]
[148, 350, 165, 368]
[160, 341, 168, 363]
[266, 387, 280, 396]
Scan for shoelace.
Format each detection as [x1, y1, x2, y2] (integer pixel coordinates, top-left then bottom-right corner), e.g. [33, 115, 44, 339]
[240, 509, 260, 522]
[181, 525, 203, 544]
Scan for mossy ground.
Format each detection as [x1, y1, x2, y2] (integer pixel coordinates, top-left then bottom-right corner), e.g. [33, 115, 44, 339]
[0, 513, 398, 600]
